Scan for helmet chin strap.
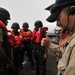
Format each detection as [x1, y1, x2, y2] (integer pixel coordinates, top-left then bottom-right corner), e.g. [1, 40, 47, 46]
[62, 6, 75, 33]
[62, 14, 69, 33]
[62, 14, 75, 33]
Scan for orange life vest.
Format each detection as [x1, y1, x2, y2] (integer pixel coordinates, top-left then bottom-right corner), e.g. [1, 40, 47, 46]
[20, 28, 32, 41]
[32, 27, 48, 43]
[0, 21, 15, 47]
[14, 35, 23, 48]
[32, 28, 42, 43]
[7, 30, 16, 47]
[10, 31, 23, 49]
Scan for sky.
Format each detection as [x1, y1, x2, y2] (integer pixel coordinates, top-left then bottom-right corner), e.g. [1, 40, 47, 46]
[0, 0, 56, 33]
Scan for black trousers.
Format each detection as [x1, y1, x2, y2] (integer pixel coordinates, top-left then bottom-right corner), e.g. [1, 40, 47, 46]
[33, 43, 47, 75]
[22, 41, 34, 67]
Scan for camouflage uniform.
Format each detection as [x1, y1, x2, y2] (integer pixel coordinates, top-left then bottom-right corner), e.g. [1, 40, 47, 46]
[0, 28, 12, 75]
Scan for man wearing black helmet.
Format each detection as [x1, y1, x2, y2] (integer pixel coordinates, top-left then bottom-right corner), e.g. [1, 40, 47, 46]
[41, 0, 75, 75]
[32, 20, 48, 75]
[0, 7, 13, 75]
[20, 22, 35, 70]
[10, 22, 23, 75]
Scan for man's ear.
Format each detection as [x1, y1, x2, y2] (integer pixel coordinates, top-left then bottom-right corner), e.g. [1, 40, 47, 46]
[68, 6, 75, 15]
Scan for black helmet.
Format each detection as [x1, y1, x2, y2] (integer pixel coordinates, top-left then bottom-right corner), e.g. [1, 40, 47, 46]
[0, 7, 10, 20]
[46, 0, 75, 22]
[22, 22, 29, 28]
[34, 20, 43, 27]
[11, 22, 20, 29]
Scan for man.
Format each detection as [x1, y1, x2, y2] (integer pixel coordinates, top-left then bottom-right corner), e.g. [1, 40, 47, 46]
[20, 22, 35, 70]
[32, 20, 48, 75]
[11, 22, 23, 75]
[0, 7, 13, 75]
[41, 0, 75, 75]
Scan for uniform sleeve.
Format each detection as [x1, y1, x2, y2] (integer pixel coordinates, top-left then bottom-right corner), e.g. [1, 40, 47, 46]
[0, 28, 3, 43]
[64, 46, 75, 75]
[48, 43, 59, 55]
[48, 43, 66, 57]
[49, 43, 59, 49]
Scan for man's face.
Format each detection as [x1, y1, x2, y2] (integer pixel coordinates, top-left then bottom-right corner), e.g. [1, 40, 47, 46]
[23, 27, 28, 31]
[13, 28, 18, 32]
[35, 26, 40, 31]
[56, 10, 68, 30]
[56, 8, 75, 32]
